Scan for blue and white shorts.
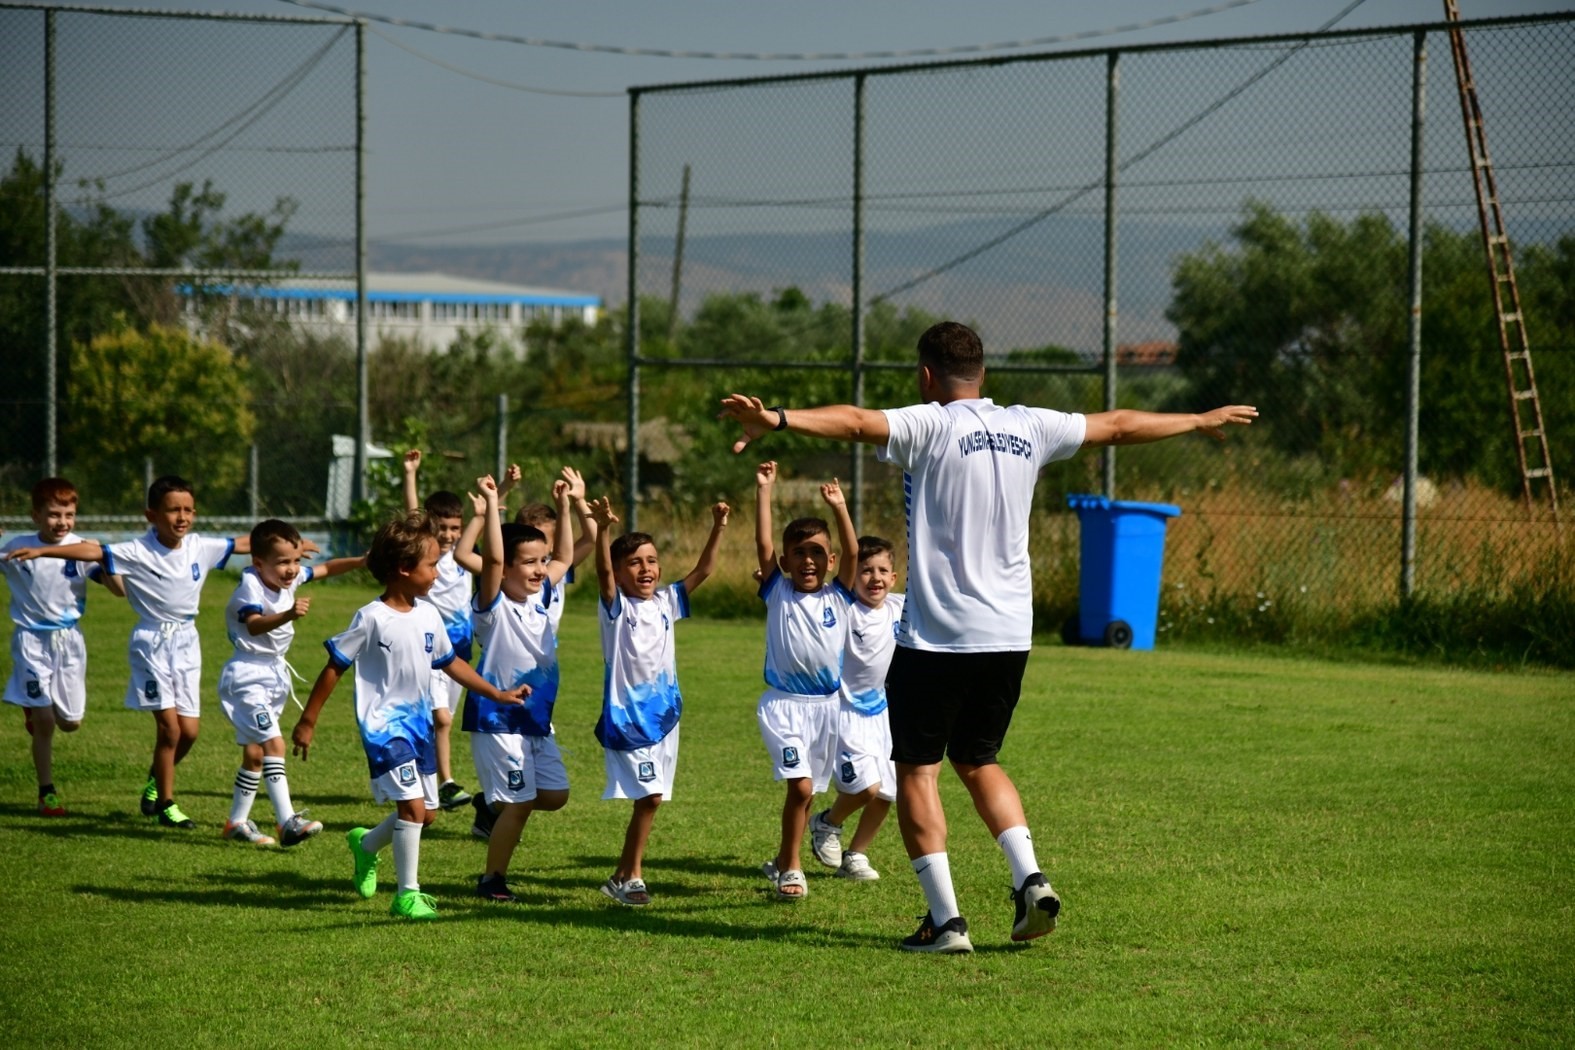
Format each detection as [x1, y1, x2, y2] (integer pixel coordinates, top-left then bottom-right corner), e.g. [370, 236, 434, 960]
[602, 724, 680, 801]
[4, 626, 88, 722]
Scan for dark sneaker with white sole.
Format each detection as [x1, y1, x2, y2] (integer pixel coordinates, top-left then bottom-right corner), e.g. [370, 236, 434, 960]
[901, 913, 973, 954]
[1010, 871, 1061, 942]
[470, 793, 496, 840]
[437, 780, 472, 811]
[476, 874, 519, 903]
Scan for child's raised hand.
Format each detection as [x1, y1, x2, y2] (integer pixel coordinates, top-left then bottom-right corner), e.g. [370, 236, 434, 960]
[290, 597, 311, 620]
[466, 490, 486, 516]
[402, 449, 422, 474]
[498, 463, 523, 496]
[560, 465, 586, 502]
[301, 538, 322, 556]
[476, 474, 499, 504]
[821, 477, 845, 508]
[588, 497, 619, 529]
[712, 502, 731, 527]
[756, 460, 778, 488]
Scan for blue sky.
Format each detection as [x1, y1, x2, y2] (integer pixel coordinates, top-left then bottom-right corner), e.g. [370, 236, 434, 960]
[8, 0, 1568, 245]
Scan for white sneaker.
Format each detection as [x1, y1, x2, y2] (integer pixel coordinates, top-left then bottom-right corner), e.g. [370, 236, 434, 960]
[836, 851, 880, 881]
[222, 819, 276, 846]
[809, 809, 843, 868]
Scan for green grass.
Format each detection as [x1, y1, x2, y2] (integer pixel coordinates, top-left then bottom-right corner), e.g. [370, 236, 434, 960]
[1, 574, 1572, 1047]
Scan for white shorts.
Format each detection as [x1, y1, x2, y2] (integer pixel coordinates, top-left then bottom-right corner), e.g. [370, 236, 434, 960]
[602, 724, 680, 801]
[217, 658, 292, 745]
[834, 704, 896, 801]
[428, 667, 461, 713]
[370, 761, 440, 807]
[124, 621, 202, 717]
[5, 627, 88, 722]
[472, 730, 569, 805]
[756, 689, 839, 791]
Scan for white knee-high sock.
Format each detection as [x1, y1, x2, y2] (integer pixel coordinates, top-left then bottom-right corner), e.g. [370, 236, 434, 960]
[392, 819, 423, 893]
[228, 768, 260, 825]
[360, 810, 400, 853]
[261, 756, 295, 825]
[997, 825, 1040, 889]
[912, 852, 960, 925]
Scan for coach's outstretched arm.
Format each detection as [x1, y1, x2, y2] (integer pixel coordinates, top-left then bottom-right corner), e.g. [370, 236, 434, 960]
[718, 395, 889, 454]
[1082, 406, 1258, 446]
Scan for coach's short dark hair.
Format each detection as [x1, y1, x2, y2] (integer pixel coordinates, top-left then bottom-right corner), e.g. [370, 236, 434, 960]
[424, 490, 464, 521]
[782, 517, 830, 548]
[500, 523, 548, 565]
[917, 321, 984, 382]
[610, 531, 656, 564]
[367, 512, 436, 583]
[147, 474, 194, 509]
[251, 518, 301, 554]
[857, 535, 894, 563]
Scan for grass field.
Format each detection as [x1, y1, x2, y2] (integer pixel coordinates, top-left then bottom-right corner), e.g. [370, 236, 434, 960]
[1, 573, 1571, 1048]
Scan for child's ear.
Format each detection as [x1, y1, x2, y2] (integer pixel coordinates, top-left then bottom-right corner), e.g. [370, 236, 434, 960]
[143, 507, 157, 524]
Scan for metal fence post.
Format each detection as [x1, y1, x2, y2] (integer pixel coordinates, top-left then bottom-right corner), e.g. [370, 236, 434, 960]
[44, 8, 57, 477]
[352, 18, 369, 507]
[626, 90, 642, 529]
[1402, 30, 1427, 599]
[1101, 51, 1120, 498]
[496, 393, 508, 482]
[850, 73, 867, 525]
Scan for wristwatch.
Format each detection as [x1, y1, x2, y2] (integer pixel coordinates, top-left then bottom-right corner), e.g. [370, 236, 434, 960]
[770, 406, 788, 432]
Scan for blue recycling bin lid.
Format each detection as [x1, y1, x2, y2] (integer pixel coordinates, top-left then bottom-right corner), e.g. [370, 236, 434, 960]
[1066, 494, 1181, 518]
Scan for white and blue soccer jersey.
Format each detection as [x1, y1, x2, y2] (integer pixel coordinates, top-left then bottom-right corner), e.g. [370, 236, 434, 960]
[420, 549, 474, 658]
[103, 529, 234, 627]
[3, 532, 101, 630]
[841, 593, 905, 715]
[325, 599, 454, 777]
[758, 569, 854, 697]
[224, 565, 316, 659]
[465, 579, 560, 737]
[596, 583, 689, 751]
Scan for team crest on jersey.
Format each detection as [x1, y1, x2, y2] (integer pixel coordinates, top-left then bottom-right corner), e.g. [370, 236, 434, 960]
[144, 680, 160, 700]
[25, 680, 41, 699]
[191, 564, 201, 581]
[782, 746, 801, 768]
[507, 769, 525, 790]
[636, 761, 656, 782]
[822, 608, 837, 629]
[423, 632, 435, 654]
[64, 561, 78, 578]
[254, 712, 272, 730]
[841, 761, 856, 783]
[397, 764, 417, 786]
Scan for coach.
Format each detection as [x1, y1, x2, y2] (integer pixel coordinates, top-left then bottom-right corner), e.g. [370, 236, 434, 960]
[720, 320, 1257, 953]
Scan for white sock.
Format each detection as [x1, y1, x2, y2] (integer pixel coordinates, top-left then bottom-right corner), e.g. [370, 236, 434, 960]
[228, 769, 260, 825]
[997, 825, 1040, 889]
[392, 819, 423, 894]
[912, 852, 960, 925]
[261, 756, 295, 825]
[360, 811, 400, 853]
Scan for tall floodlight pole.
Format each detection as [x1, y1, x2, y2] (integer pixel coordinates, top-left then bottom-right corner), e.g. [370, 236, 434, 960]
[1401, 31, 1427, 598]
[850, 74, 867, 526]
[1100, 51, 1120, 497]
[44, 9, 57, 476]
[353, 19, 369, 507]
[626, 91, 643, 529]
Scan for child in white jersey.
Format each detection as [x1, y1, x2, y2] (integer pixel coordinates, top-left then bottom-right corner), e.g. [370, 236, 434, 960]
[808, 529, 903, 882]
[753, 462, 857, 902]
[217, 519, 364, 847]
[290, 512, 526, 921]
[589, 496, 728, 907]
[402, 449, 484, 811]
[1, 477, 113, 816]
[465, 469, 590, 902]
[12, 475, 259, 829]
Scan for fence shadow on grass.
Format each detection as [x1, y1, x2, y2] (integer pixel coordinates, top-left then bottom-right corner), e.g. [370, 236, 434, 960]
[69, 868, 348, 910]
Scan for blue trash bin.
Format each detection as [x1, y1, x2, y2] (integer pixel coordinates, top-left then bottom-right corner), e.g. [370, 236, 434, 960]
[1065, 494, 1182, 650]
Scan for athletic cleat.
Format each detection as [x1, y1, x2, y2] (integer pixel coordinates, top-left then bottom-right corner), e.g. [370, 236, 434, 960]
[277, 812, 324, 848]
[470, 793, 496, 840]
[346, 827, 380, 898]
[476, 875, 519, 903]
[223, 819, 277, 846]
[155, 802, 197, 829]
[389, 889, 439, 920]
[437, 780, 472, 811]
[809, 809, 843, 868]
[1010, 871, 1061, 942]
[836, 851, 880, 881]
[139, 776, 159, 817]
[901, 913, 973, 954]
[38, 791, 67, 817]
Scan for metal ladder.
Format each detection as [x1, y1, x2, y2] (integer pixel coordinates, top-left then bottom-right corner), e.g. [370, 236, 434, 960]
[1442, 1, 1559, 522]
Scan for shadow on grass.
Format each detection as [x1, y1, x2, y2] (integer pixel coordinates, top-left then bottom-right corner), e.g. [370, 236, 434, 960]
[69, 868, 349, 910]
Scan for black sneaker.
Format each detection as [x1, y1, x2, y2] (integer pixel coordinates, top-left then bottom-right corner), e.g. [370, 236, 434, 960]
[476, 874, 519, 903]
[470, 793, 496, 840]
[437, 780, 472, 811]
[155, 801, 197, 829]
[139, 776, 159, 817]
[1010, 872, 1061, 942]
[900, 913, 973, 954]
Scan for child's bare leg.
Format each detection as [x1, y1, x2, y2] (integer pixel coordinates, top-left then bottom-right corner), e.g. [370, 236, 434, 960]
[532, 788, 569, 813]
[239, 741, 265, 773]
[150, 708, 183, 799]
[485, 802, 532, 878]
[433, 707, 454, 782]
[615, 794, 662, 881]
[174, 715, 200, 766]
[826, 783, 879, 827]
[29, 705, 56, 786]
[774, 777, 814, 874]
[848, 796, 892, 855]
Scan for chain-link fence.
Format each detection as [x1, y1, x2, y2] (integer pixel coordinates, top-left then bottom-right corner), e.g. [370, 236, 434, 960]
[627, 12, 1575, 647]
[0, 2, 361, 526]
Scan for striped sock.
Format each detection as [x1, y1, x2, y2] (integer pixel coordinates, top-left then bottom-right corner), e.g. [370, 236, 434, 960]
[261, 756, 295, 825]
[228, 768, 260, 826]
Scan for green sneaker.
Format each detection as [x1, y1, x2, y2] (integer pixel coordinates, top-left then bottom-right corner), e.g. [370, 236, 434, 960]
[346, 827, 380, 899]
[139, 776, 158, 817]
[38, 791, 67, 817]
[155, 802, 197, 828]
[389, 889, 438, 921]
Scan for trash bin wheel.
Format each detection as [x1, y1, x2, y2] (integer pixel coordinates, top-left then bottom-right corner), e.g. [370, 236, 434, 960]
[1060, 616, 1082, 646]
[1104, 620, 1134, 649]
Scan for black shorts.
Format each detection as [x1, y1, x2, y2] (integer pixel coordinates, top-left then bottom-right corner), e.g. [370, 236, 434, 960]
[886, 647, 1031, 766]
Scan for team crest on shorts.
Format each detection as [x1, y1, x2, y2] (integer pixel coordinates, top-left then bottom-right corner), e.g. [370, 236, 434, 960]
[841, 761, 856, 783]
[26, 680, 41, 699]
[397, 764, 417, 786]
[782, 746, 801, 768]
[255, 712, 272, 730]
[507, 769, 525, 790]
[636, 761, 656, 782]
[144, 680, 160, 700]
[423, 632, 435, 654]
